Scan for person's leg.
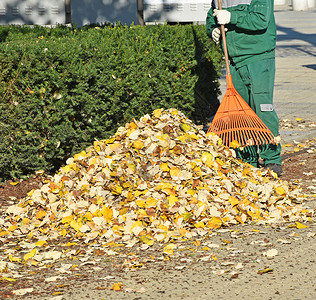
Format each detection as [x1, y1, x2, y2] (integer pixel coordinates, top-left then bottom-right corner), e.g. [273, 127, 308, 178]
[247, 58, 282, 166]
[230, 65, 259, 167]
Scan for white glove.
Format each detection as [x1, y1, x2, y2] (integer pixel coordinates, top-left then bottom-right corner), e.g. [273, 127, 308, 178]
[211, 27, 228, 44]
[212, 27, 221, 44]
[213, 9, 231, 25]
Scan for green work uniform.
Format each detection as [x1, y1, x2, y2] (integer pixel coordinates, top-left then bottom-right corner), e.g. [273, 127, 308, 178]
[206, 0, 282, 167]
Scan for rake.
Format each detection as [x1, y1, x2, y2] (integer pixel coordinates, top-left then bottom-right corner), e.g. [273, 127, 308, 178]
[207, 0, 276, 148]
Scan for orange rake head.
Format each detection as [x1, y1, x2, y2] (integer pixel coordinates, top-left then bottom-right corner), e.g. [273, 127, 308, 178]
[207, 75, 276, 148]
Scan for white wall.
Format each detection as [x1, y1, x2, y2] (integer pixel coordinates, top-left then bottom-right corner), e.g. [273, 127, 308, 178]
[0, 0, 65, 25]
[143, 0, 211, 24]
[71, 0, 138, 26]
[0, 0, 230, 27]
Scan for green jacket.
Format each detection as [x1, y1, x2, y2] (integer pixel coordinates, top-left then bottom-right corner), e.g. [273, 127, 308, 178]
[206, 0, 276, 68]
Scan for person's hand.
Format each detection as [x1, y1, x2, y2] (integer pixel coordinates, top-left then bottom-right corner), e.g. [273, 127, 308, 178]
[213, 9, 231, 25]
[211, 27, 228, 44]
[212, 27, 221, 44]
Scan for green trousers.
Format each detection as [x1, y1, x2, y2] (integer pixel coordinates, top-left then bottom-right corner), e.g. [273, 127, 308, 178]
[230, 58, 282, 167]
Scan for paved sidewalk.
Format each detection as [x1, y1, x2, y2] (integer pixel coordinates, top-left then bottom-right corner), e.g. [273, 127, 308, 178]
[218, 2, 316, 144]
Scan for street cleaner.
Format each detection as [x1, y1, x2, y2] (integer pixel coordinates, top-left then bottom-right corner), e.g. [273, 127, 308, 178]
[206, 0, 282, 176]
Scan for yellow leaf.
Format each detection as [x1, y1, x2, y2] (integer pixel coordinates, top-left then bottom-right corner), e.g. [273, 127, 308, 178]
[8, 225, 17, 231]
[201, 152, 214, 168]
[216, 158, 225, 166]
[164, 243, 177, 250]
[111, 282, 123, 291]
[179, 228, 188, 237]
[153, 109, 162, 118]
[258, 268, 274, 275]
[104, 137, 116, 144]
[177, 135, 189, 143]
[70, 220, 82, 232]
[146, 197, 157, 208]
[8, 255, 21, 263]
[64, 242, 78, 247]
[296, 118, 303, 121]
[94, 141, 103, 152]
[35, 240, 47, 247]
[158, 224, 168, 232]
[156, 182, 176, 195]
[187, 189, 196, 196]
[168, 195, 178, 206]
[109, 184, 123, 195]
[131, 220, 143, 231]
[62, 164, 73, 173]
[190, 133, 200, 140]
[156, 182, 173, 190]
[74, 150, 87, 160]
[180, 123, 191, 132]
[128, 121, 138, 130]
[170, 166, 182, 178]
[135, 199, 146, 208]
[182, 212, 192, 221]
[171, 109, 178, 115]
[35, 210, 47, 220]
[228, 197, 239, 207]
[133, 139, 144, 150]
[84, 211, 94, 221]
[207, 217, 222, 229]
[239, 199, 250, 206]
[96, 196, 104, 205]
[61, 215, 73, 223]
[139, 236, 154, 246]
[230, 140, 240, 148]
[81, 184, 90, 193]
[242, 167, 252, 176]
[193, 240, 201, 247]
[22, 218, 30, 226]
[127, 163, 136, 172]
[1, 277, 17, 282]
[27, 189, 35, 197]
[295, 222, 309, 229]
[89, 157, 97, 165]
[160, 162, 170, 172]
[194, 222, 205, 229]
[163, 243, 176, 255]
[102, 206, 113, 222]
[222, 239, 232, 244]
[275, 186, 286, 195]
[24, 248, 37, 261]
[59, 229, 67, 237]
[9, 181, 19, 186]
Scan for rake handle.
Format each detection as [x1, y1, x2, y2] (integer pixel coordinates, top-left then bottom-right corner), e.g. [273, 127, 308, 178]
[218, 0, 230, 76]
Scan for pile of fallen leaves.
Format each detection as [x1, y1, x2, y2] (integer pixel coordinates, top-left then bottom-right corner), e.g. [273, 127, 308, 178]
[0, 108, 314, 263]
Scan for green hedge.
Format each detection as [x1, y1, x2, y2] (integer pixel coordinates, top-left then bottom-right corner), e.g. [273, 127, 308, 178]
[0, 24, 223, 182]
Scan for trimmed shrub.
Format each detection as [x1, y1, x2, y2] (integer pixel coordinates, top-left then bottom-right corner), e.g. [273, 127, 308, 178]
[0, 24, 223, 181]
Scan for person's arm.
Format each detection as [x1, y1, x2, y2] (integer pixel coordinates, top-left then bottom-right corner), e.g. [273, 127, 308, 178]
[229, 0, 272, 31]
[206, 7, 217, 37]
